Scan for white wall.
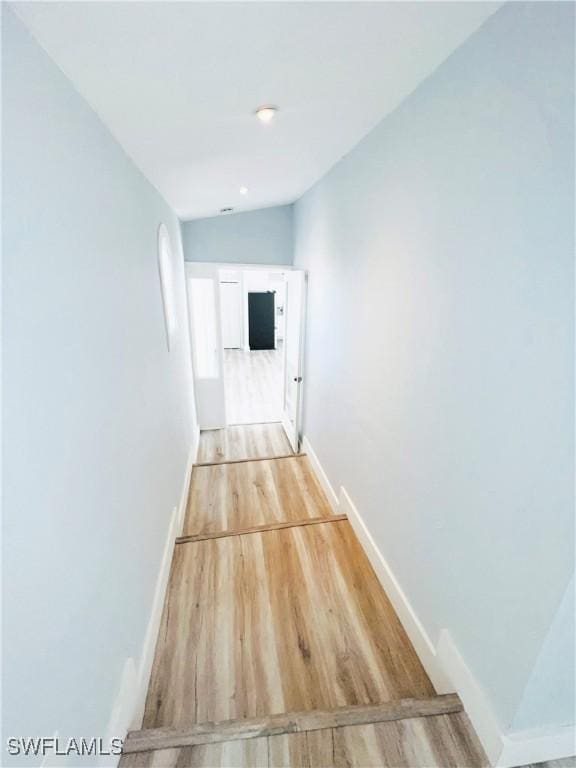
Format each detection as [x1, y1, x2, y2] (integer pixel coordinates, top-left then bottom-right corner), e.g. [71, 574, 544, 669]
[182, 205, 294, 266]
[269, 273, 287, 343]
[294, 0, 574, 743]
[2, 7, 197, 763]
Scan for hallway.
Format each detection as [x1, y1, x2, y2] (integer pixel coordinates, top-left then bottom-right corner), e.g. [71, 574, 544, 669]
[121, 425, 487, 766]
[4, 2, 575, 764]
[224, 347, 284, 425]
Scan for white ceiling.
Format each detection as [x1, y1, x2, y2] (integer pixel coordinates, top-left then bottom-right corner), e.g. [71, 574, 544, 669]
[14, 1, 499, 221]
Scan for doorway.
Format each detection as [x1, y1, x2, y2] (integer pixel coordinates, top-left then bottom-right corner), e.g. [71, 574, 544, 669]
[185, 263, 306, 452]
[219, 267, 286, 426]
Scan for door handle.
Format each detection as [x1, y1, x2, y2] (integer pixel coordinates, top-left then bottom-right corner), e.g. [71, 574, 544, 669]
[293, 376, 303, 383]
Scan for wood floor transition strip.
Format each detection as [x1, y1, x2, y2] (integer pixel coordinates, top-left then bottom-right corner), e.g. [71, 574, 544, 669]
[175, 514, 347, 545]
[193, 453, 301, 468]
[197, 424, 292, 464]
[124, 695, 462, 754]
[182, 454, 332, 537]
[144, 518, 435, 728]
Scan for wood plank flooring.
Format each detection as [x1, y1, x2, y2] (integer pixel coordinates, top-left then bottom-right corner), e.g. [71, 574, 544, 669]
[176, 515, 347, 545]
[196, 424, 292, 465]
[183, 455, 333, 537]
[224, 348, 283, 425]
[142, 519, 434, 730]
[121, 711, 487, 767]
[126, 695, 463, 753]
[120, 737, 268, 767]
[131, 424, 493, 767]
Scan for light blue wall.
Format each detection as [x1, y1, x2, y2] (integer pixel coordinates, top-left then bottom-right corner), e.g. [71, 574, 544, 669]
[2, 7, 196, 763]
[293, 1, 574, 733]
[181, 205, 294, 265]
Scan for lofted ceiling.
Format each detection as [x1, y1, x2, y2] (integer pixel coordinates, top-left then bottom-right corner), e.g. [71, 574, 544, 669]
[14, 2, 500, 220]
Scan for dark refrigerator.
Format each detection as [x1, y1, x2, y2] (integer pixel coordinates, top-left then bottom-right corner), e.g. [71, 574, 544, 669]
[248, 291, 275, 350]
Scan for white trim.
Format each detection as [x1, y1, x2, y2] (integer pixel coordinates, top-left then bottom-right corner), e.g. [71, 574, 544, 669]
[338, 485, 454, 696]
[157, 223, 178, 351]
[99, 659, 139, 767]
[302, 433, 449, 691]
[497, 724, 576, 768]
[301, 436, 339, 511]
[192, 423, 201, 465]
[302, 433, 576, 768]
[176, 428, 199, 534]
[132, 436, 197, 727]
[130, 504, 179, 732]
[436, 629, 504, 764]
[100, 435, 198, 765]
[281, 270, 307, 453]
[437, 631, 576, 767]
[184, 260, 294, 272]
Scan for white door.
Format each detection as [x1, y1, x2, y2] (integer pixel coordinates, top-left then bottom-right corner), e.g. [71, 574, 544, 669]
[281, 270, 306, 453]
[185, 263, 226, 429]
[220, 281, 242, 349]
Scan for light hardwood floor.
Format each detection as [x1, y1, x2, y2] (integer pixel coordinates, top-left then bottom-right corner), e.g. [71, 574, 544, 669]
[196, 424, 293, 465]
[143, 519, 434, 729]
[130, 425, 495, 767]
[183, 456, 333, 537]
[224, 347, 283, 425]
[121, 711, 487, 767]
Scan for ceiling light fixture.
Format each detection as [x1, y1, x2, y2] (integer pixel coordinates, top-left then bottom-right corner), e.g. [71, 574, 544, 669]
[240, 186, 248, 195]
[255, 105, 278, 124]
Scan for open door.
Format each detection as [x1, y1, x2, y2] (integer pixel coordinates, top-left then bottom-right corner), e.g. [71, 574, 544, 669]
[282, 270, 307, 452]
[185, 263, 226, 429]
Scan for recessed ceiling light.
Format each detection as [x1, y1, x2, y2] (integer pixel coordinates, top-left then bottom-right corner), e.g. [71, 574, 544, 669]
[255, 105, 278, 124]
[240, 186, 248, 195]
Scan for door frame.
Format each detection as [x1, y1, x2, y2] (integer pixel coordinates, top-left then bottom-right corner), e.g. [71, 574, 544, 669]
[220, 278, 243, 349]
[281, 270, 307, 453]
[185, 262, 304, 440]
[184, 262, 227, 430]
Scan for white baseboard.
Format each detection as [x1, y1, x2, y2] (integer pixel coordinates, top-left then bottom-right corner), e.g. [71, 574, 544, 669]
[302, 433, 451, 693]
[497, 723, 576, 767]
[301, 436, 339, 511]
[132, 435, 197, 728]
[437, 630, 576, 767]
[338, 485, 454, 697]
[302, 433, 575, 768]
[129, 503, 180, 733]
[100, 435, 198, 765]
[176, 429, 199, 535]
[98, 509, 175, 766]
[98, 659, 139, 767]
[436, 629, 504, 763]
